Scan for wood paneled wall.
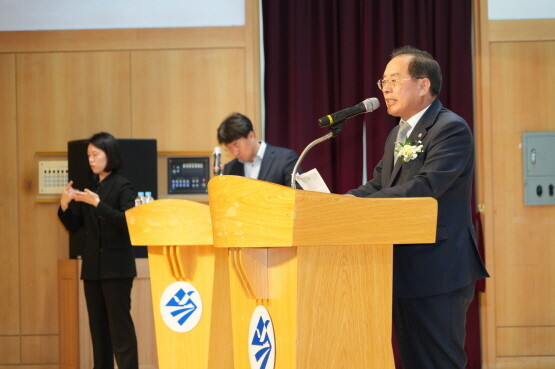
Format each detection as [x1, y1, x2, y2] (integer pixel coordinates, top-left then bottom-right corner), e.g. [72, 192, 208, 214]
[0, 53, 21, 366]
[473, 1, 555, 368]
[0, 0, 260, 367]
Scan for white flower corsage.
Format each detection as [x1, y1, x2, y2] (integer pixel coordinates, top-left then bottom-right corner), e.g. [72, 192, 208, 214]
[395, 138, 424, 163]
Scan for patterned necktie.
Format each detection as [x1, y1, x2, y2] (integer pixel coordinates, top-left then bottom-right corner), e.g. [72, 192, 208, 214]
[394, 120, 411, 164]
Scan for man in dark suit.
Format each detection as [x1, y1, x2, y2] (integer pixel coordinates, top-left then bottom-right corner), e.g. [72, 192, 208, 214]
[217, 112, 300, 186]
[348, 46, 489, 369]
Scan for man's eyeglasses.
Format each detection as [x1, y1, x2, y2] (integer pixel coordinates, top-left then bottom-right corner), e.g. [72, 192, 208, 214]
[377, 77, 423, 90]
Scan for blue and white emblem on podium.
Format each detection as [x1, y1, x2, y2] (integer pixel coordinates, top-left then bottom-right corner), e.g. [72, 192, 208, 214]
[248, 305, 276, 369]
[160, 281, 203, 333]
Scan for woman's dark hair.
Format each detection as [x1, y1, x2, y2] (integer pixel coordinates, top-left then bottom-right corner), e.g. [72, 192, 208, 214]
[88, 132, 123, 172]
[391, 46, 442, 97]
[217, 113, 254, 144]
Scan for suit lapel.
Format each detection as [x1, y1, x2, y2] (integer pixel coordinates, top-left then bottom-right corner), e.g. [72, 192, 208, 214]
[258, 145, 275, 181]
[89, 174, 116, 226]
[388, 140, 404, 186]
[97, 173, 117, 202]
[381, 128, 399, 186]
[387, 99, 442, 187]
[99, 177, 113, 200]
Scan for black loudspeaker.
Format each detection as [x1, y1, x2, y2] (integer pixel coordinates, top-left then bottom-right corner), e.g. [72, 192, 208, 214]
[67, 138, 157, 259]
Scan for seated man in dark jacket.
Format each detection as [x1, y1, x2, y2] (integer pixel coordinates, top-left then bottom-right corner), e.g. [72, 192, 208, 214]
[217, 112, 300, 186]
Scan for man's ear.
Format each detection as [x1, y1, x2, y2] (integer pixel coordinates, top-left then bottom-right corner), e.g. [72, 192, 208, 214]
[248, 130, 256, 140]
[419, 78, 431, 96]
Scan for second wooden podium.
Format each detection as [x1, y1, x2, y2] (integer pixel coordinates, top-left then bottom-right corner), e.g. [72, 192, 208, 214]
[208, 175, 437, 369]
[126, 199, 233, 369]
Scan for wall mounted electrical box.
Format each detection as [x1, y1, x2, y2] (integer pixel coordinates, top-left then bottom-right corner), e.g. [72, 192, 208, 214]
[522, 132, 555, 206]
[38, 160, 68, 195]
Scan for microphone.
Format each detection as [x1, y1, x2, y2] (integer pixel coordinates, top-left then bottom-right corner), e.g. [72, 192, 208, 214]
[213, 147, 222, 176]
[318, 97, 380, 127]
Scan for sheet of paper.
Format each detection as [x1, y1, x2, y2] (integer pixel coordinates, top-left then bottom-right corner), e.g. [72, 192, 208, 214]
[295, 168, 330, 193]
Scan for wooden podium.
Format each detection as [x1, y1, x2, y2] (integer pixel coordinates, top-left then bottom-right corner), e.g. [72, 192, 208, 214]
[125, 199, 233, 369]
[208, 175, 437, 369]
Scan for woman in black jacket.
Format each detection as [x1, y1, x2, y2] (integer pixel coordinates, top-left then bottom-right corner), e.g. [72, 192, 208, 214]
[58, 132, 138, 369]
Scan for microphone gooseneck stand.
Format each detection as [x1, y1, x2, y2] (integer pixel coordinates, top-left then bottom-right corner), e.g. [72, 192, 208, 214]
[290, 122, 345, 189]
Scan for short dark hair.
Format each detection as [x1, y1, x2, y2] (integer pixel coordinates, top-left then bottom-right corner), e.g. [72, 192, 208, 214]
[88, 132, 123, 172]
[217, 113, 254, 144]
[391, 46, 442, 97]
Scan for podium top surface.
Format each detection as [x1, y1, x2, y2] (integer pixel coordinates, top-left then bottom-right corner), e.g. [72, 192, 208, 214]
[126, 198, 213, 246]
[208, 175, 437, 248]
